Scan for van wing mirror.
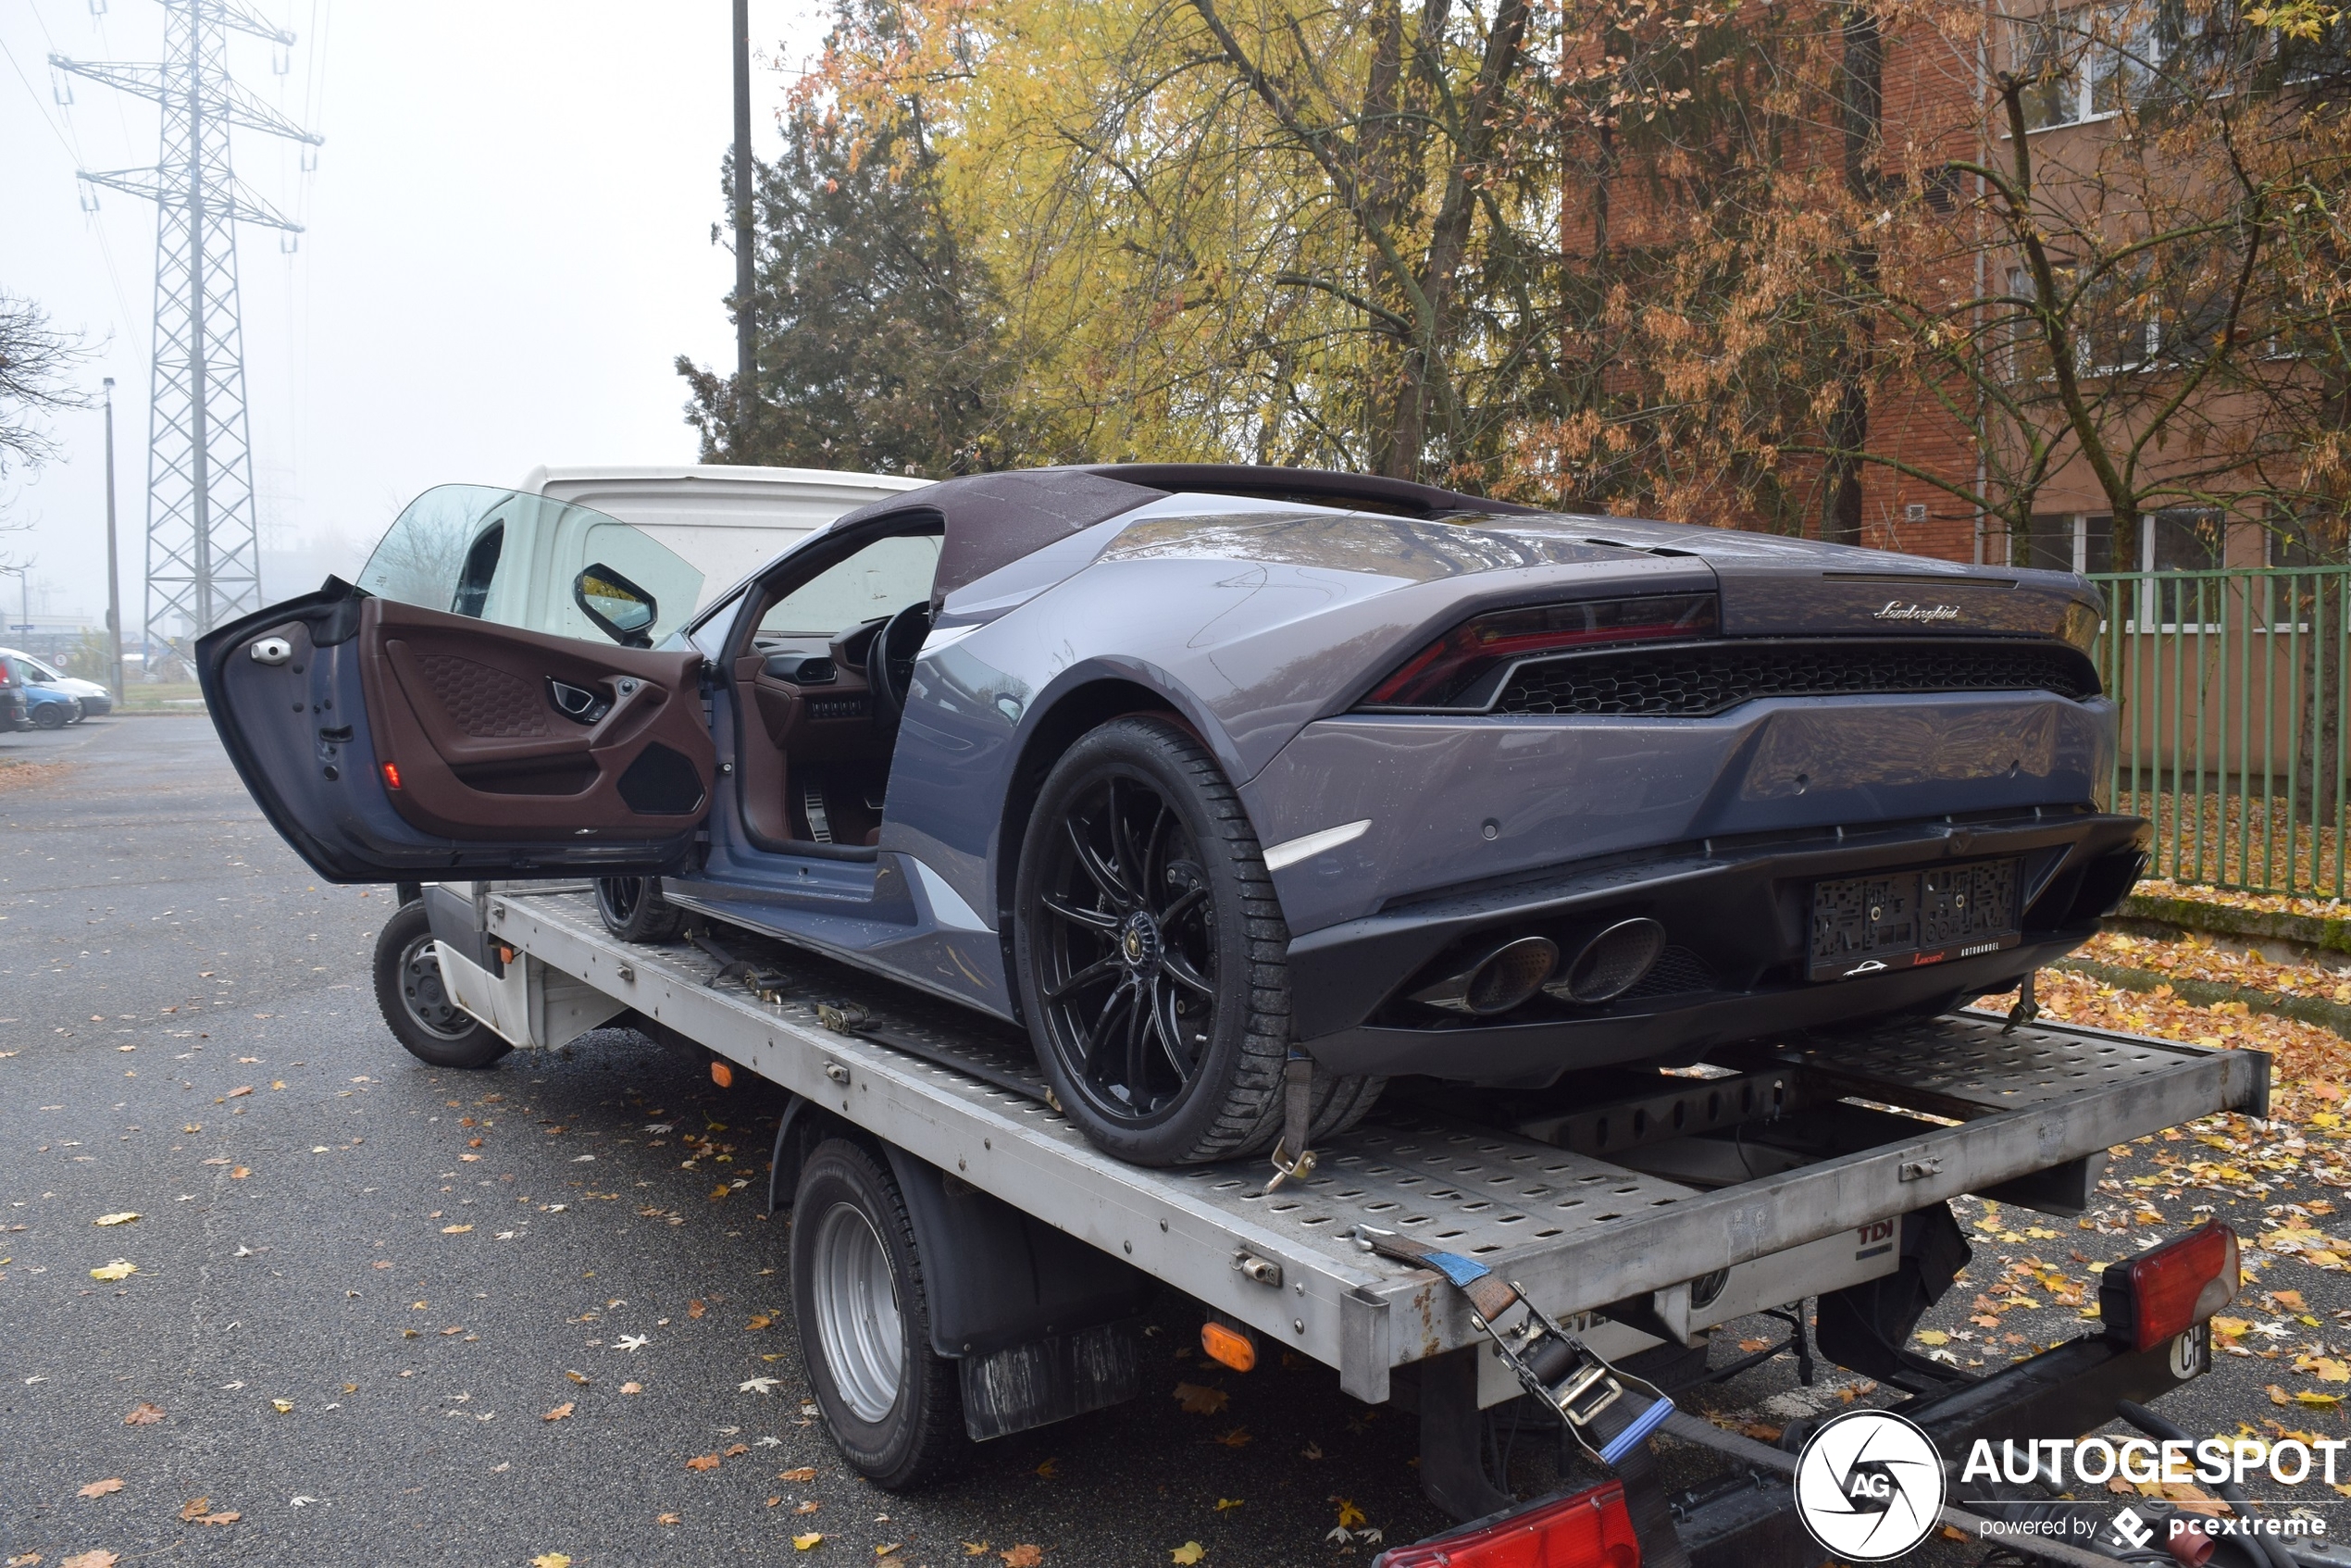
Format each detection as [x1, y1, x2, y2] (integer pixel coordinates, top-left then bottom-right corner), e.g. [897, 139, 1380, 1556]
[573, 563, 658, 648]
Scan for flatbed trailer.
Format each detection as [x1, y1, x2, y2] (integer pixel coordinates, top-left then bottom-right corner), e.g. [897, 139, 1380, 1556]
[426, 882, 2270, 1568]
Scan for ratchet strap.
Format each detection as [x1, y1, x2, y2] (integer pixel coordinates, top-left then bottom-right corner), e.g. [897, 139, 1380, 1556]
[1358, 1228, 1689, 1568]
[1266, 1054, 1317, 1192]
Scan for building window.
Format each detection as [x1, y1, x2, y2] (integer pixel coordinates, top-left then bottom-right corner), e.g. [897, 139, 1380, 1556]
[2010, 3, 2196, 131]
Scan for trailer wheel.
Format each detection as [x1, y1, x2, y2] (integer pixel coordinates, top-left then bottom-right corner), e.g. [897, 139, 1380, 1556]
[372, 900, 509, 1070]
[790, 1139, 969, 1489]
[594, 876, 686, 942]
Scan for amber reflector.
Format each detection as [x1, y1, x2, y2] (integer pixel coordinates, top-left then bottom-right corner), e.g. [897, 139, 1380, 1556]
[710, 1061, 735, 1089]
[1200, 1321, 1256, 1373]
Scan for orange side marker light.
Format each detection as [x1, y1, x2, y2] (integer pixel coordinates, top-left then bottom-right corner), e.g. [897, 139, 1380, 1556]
[710, 1061, 735, 1089]
[1201, 1320, 1256, 1373]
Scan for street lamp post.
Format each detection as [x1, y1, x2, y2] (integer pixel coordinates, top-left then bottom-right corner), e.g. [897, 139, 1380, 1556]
[103, 378, 123, 700]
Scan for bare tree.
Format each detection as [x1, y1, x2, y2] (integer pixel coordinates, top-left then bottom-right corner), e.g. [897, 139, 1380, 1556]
[0, 294, 88, 479]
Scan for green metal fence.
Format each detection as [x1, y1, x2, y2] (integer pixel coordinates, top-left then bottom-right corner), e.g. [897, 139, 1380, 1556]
[2088, 566, 2351, 901]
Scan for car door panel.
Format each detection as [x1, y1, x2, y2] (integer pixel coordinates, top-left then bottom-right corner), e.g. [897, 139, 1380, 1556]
[198, 582, 715, 883]
[362, 599, 713, 838]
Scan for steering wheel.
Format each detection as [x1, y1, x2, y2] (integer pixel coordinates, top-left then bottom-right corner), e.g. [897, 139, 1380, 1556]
[866, 601, 932, 728]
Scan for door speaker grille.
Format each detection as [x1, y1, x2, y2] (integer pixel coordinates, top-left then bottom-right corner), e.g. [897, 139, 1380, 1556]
[616, 743, 705, 815]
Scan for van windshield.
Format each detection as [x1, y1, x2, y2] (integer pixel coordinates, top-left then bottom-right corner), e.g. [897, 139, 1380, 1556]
[358, 485, 705, 646]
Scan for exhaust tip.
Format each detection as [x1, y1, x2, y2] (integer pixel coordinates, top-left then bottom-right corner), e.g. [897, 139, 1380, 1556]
[1549, 918, 1666, 1004]
[1411, 935, 1560, 1016]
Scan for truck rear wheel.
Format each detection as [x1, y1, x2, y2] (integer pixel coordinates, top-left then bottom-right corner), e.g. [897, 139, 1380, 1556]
[372, 899, 509, 1069]
[790, 1139, 970, 1489]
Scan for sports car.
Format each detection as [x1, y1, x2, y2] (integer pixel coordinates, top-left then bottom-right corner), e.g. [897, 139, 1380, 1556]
[199, 465, 2145, 1167]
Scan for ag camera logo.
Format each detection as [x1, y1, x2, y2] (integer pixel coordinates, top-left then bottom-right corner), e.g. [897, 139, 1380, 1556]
[1794, 1410, 1948, 1561]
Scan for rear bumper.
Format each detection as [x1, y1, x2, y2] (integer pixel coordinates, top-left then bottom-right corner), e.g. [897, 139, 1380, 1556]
[1292, 808, 2146, 1084]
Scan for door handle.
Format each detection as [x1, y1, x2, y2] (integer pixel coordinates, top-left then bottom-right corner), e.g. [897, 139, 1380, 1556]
[547, 678, 612, 725]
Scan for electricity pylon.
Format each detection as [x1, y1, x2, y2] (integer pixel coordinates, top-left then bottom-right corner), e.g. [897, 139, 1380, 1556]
[52, 0, 320, 656]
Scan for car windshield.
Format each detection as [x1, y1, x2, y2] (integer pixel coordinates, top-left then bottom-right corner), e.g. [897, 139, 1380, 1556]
[357, 484, 706, 646]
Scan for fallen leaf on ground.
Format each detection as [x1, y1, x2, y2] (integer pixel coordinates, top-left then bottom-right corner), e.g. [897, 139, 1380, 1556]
[77, 1478, 124, 1499]
[747, 1314, 773, 1330]
[89, 1262, 136, 1282]
[620, 1382, 643, 1395]
[779, 1466, 817, 1483]
[963, 1546, 988, 1558]
[230, 1167, 248, 1179]
[531, 1556, 572, 1568]
[565, 1370, 589, 1386]
[1735, 1338, 1773, 1352]
[6, 1552, 39, 1566]
[1001, 1547, 1043, 1567]
[1035, 1458, 1057, 1478]
[877, 1546, 902, 1559]
[1172, 1546, 1205, 1565]
[60, 1554, 116, 1568]
[441, 1225, 473, 1235]
[226, 1086, 252, 1098]
[688, 1300, 706, 1319]
[123, 1402, 165, 1425]
[192, 1511, 239, 1526]
[1213, 1498, 1243, 1511]
[794, 1534, 824, 1551]
[1211, 1426, 1250, 1448]
[657, 1512, 681, 1525]
[270, 1400, 293, 1413]
[93, 1213, 138, 1227]
[686, 1454, 722, 1471]
[1171, 1382, 1228, 1415]
[725, 1444, 750, 1458]
[543, 1403, 574, 1423]
[1332, 1499, 1367, 1529]
[178, 1498, 211, 1522]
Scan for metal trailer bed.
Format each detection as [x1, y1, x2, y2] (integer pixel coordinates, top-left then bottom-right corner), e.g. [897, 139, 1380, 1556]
[451, 884, 2270, 1560]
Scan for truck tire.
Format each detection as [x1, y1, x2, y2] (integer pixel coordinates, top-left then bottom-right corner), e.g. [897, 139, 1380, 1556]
[790, 1139, 970, 1489]
[372, 899, 510, 1070]
[1015, 716, 1381, 1165]
[594, 876, 686, 943]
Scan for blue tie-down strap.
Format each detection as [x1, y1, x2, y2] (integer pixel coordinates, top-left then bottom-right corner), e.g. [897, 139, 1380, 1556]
[1598, 1390, 1678, 1466]
[1415, 1248, 1494, 1292]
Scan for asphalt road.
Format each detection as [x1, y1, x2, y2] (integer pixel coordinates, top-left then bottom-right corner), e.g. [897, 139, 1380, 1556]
[0, 717, 2341, 1567]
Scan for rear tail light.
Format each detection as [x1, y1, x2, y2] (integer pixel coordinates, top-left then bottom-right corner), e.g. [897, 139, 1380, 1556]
[1362, 594, 1718, 711]
[1374, 1480, 1639, 1568]
[2099, 1222, 2238, 1350]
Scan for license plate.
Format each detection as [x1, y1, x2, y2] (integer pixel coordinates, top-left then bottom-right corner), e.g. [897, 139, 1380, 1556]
[1809, 858, 2021, 981]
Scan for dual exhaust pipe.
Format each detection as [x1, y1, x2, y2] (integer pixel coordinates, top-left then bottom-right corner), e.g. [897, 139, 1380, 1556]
[1410, 918, 1667, 1016]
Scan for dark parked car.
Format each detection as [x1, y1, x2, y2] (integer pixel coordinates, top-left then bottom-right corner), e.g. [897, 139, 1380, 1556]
[199, 466, 2145, 1166]
[0, 657, 26, 733]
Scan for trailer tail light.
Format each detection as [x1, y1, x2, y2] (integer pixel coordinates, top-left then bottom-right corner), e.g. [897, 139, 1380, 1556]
[2099, 1222, 2238, 1350]
[1362, 594, 1717, 711]
[1373, 1480, 1639, 1568]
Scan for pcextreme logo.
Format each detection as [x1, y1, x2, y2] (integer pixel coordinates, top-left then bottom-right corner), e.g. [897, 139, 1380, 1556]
[1792, 1410, 1947, 1562]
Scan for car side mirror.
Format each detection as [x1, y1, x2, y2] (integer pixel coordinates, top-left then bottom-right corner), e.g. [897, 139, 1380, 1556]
[573, 563, 658, 648]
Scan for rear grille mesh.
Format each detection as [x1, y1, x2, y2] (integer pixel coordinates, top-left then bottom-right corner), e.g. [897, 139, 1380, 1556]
[1491, 640, 2099, 718]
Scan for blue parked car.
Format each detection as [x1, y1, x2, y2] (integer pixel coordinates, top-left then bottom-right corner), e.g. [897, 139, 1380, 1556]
[0, 651, 112, 728]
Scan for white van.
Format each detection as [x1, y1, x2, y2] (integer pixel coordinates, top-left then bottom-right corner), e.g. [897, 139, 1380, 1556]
[516, 465, 930, 616]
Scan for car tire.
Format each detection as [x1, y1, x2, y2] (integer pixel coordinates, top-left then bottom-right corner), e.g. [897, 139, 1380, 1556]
[30, 703, 65, 730]
[1014, 715, 1373, 1165]
[790, 1138, 970, 1489]
[372, 899, 511, 1069]
[594, 876, 687, 942]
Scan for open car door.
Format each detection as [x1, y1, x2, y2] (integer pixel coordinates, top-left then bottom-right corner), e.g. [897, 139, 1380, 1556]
[197, 486, 719, 883]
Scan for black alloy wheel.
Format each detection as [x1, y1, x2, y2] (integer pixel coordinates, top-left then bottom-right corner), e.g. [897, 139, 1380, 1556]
[594, 875, 686, 942]
[1038, 769, 1222, 1125]
[1014, 716, 1387, 1165]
